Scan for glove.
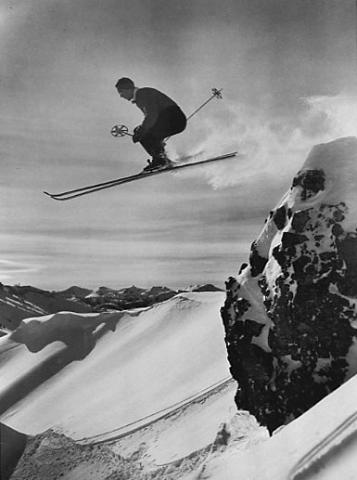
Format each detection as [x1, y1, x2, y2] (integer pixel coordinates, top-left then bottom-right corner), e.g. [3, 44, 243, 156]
[132, 125, 143, 143]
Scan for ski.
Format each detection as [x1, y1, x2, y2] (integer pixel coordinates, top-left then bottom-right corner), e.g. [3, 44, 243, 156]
[44, 152, 238, 201]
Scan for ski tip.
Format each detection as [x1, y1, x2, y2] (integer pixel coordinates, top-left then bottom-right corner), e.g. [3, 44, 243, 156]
[43, 191, 59, 200]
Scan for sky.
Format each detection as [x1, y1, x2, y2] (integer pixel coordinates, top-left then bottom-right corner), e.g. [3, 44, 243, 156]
[1, 0, 357, 290]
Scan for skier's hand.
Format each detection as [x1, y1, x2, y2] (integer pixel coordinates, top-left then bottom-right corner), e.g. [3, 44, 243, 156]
[132, 125, 142, 143]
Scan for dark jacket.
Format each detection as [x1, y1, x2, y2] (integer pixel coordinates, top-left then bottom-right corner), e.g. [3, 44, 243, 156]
[133, 87, 180, 133]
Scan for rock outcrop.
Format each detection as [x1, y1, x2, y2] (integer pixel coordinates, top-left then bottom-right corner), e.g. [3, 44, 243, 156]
[0, 423, 27, 480]
[221, 137, 357, 432]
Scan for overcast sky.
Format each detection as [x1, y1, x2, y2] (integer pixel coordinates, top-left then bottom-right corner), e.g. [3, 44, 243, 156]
[1, 0, 356, 290]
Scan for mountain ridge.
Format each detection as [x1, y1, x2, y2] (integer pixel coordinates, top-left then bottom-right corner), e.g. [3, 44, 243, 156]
[0, 282, 222, 331]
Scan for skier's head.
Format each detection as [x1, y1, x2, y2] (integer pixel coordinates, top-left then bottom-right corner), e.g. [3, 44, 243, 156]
[115, 77, 135, 100]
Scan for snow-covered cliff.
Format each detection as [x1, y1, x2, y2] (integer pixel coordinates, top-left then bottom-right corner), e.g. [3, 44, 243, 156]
[222, 137, 357, 432]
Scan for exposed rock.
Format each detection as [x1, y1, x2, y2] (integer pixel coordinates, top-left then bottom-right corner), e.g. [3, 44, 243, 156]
[221, 137, 357, 432]
[10, 430, 146, 480]
[86, 285, 179, 310]
[0, 423, 27, 480]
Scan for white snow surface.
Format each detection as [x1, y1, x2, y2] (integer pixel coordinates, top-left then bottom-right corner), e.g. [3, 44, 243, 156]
[108, 379, 241, 468]
[0, 292, 235, 460]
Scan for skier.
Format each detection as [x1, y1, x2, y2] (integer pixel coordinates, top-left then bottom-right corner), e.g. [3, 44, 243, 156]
[115, 77, 187, 171]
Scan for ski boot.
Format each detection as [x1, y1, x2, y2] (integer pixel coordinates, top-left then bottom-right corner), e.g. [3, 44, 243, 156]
[142, 155, 173, 172]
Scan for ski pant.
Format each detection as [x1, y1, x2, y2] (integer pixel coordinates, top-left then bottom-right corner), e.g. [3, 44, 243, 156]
[140, 106, 187, 157]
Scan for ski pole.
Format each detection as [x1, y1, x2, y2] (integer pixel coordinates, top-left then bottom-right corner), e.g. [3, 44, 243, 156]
[186, 87, 223, 121]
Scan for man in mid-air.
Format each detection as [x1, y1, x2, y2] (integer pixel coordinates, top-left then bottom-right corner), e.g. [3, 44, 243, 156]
[115, 77, 187, 171]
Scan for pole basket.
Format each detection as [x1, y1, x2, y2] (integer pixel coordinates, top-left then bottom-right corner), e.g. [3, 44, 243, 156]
[212, 88, 223, 99]
[111, 124, 129, 137]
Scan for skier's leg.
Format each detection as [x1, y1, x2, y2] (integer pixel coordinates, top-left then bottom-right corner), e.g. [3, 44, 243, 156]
[139, 108, 186, 169]
[139, 133, 164, 157]
[138, 133, 168, 171]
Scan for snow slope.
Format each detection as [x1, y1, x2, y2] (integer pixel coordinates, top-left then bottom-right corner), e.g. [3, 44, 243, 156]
[4, 291, 357, 480]
[187, 373, 357, 480]
[0, 292, 235, 460]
